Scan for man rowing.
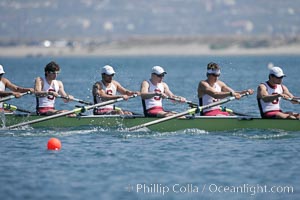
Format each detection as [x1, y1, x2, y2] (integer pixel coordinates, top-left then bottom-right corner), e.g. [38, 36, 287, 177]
[0, 64, 34, 111]
[34, 61, 75, 115]
[197, 62, 254, 116]
[257, 65, 300, 119]
[140, 66, 186, 117]
[92, 65, 139, 115]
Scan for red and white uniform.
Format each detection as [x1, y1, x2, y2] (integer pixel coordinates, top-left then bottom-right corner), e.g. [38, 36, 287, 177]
[36, 78, 59, 110]
[200, 83, 229, 116]
[144, 80, 164, 110]
[258, 82, 283, 115]
[0, 80, 5, 109]
[142, 80, 165, 116]
[93, 81, 117, 114]
[201, 83, 222, 112]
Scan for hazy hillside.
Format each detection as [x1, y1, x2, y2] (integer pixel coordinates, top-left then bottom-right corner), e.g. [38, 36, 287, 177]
[0, 0, 299, 40]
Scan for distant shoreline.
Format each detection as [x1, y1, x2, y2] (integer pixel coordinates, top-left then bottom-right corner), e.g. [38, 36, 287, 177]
[1, 44, 300, 57]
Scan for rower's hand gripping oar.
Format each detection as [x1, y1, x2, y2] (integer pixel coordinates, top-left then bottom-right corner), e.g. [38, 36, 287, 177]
[0, 91, 31, 103]
[128, 93, 249, 131]
[3, 103, 32, 114]
[57, 95, 93, 105]
[7, 94, 137, 129]
[166, 96, 198, 108]
[284, 97, 300, 104]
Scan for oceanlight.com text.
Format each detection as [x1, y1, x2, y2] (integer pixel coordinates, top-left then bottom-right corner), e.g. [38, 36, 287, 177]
[208, 184, 294, 196]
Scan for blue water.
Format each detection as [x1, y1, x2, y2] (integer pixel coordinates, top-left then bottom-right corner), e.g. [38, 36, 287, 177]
[0, 55, 299, 200]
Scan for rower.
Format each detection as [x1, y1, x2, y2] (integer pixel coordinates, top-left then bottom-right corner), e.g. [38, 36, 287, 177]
[257, 65, 300, 119]
[92, 65, 139, 115]
[197, 62, 254, 116]
[140, 66, 186, 117]
[0, 64, 34, 111]
[34, 61, 75, 116]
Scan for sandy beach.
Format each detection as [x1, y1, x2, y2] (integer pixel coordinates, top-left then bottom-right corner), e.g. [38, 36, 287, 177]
[1, 43, 300, 57]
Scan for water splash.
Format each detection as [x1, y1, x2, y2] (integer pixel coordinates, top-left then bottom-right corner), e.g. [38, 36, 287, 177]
[232, 129, 295, 140]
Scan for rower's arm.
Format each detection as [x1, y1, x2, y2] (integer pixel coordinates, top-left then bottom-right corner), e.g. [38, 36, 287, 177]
[0, 90, 19, 97]
[93, 81, 125, 100]
[115, 81, 128, 95]
[34, 77, 49, 97]
[0, 77, 31, 97]
[257, 84, 281, 102]
[140, 80, 158, 99]
[282, 85, 294, 98]
[198, 80, 233, 99]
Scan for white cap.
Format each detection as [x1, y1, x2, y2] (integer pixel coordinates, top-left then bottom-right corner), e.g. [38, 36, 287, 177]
[101, 65, 115, 75]
[269, 66, 286, 77]
[152, 66, 167, 75]
[0, 65, 5, 74]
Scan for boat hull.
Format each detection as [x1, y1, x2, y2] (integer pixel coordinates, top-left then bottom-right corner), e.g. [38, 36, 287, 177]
[2, 114, 300, 132]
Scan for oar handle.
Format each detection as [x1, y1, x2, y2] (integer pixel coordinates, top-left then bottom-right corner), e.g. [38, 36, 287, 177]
[0, 91, 31, 103]
[57, 95, 93, 105]
[167, 92, 249, 108]
[166, 96, 198, 107]
[241, 92, 250, 97]
[285, 97, 300, 103]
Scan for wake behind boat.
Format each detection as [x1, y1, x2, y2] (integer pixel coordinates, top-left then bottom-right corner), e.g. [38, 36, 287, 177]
[2, 113, 300, 132]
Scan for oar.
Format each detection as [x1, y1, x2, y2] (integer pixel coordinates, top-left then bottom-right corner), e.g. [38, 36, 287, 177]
[284, 98, 300, 103]
[57, 95, 93, 105]
[128, 93, 249, 131]
[3, 103, 32, 113]
[166, 97, 198, 107]
[168, 96, 250, 116]
[7, 95, 137, 129]
[0, 91, 31, 103]
[220, 107, 251, 116]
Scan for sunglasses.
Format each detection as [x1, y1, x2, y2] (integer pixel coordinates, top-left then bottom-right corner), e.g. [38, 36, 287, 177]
[49, 71, 60, 75]
[156, 74, 165, 78]
[271, 75, 283, 79]
[210, 73, 220, 77]
[105, 74, 114, 77]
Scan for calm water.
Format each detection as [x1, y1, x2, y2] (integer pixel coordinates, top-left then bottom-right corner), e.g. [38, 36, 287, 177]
[0, 55, 299, 200]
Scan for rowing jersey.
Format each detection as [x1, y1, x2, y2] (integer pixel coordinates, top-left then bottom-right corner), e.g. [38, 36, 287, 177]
[199, 82, 222, 113]
[0, 80, 5, 108]
[36, 77, 59, 109]
[258, 81, 283, 114]
[93, 81, 117, 109]
[142, 80, 164, 112]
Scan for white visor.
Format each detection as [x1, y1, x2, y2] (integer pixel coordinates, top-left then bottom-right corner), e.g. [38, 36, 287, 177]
[207, 69, 221, 75]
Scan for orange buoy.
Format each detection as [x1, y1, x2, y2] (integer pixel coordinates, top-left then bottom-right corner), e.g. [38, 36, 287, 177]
[47, 138, 62, 150]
